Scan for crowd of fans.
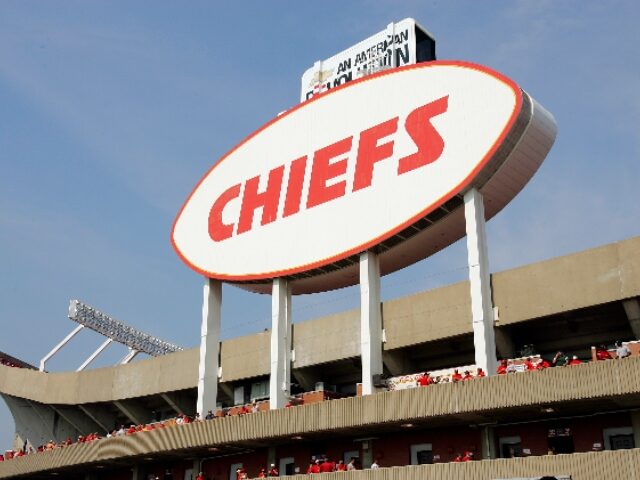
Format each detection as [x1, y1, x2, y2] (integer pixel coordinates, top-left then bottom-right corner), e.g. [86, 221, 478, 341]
[0, 356, 23, 368]
[495, 341, 632, 376]
[1, 341, 636, 466]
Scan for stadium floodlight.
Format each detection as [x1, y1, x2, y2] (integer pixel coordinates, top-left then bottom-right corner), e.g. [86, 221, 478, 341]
[68, 300, 183, 357]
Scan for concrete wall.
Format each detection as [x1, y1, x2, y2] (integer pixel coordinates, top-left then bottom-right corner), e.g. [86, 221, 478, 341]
[493, 236, 640, 325]
[0, 237, 638, 405]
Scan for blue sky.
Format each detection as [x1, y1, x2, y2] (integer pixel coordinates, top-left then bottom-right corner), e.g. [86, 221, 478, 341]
[1, 1, 638, 449]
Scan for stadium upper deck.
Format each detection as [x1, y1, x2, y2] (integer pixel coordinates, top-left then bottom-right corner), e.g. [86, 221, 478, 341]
[0, 236, 639, 479]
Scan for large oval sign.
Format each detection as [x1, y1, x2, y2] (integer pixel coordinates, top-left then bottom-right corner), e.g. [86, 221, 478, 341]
[172, 61, 556, 293]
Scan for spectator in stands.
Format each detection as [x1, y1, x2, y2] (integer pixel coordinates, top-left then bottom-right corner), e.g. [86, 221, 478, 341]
[258, 468, 267, 478]
[320, 455, 335, 472]
[347, 457, 357, 471]
[452, 453, 463, 462]
[251, 400, 259, 413]
[524, 357, 536, 371]
[370, 459, 380, 469]
[268, 463, 279, 476]
[616, 342, 631, 359]
[595, 345, 613, 360]
[451, 369, 463, 382]
[536, 358, 551, 370]
[417, 372, 432, 386]
[0, 453, 4, 461]
[462, 370, 473, 381]
[336, 460, 347, 471]
[205, 410, 214, 420]
[568, 355, 582, 365]
[552, 351, 569, 367]
[196, 473, 204, 480]
[497, 359, 508, 375]
[462, 451, 475, 461]
[476, 368, 486, 377]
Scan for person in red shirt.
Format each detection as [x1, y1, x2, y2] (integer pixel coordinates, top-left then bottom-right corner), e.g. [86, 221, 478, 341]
[595, 345, 612, 360]
[196, 473, 204, 480]
[536, 358, 551, 370]
[268, 464, 279, 476]
[452, 453, 463, 462]
[319, 457, 335, 472]
[496, 359, 508, 375]
[451, 369, 463, 382]
[476, 368, 486, 377]
[524, 357, 536, 371]
[258, 468, 267, 478]
[0, 454, 4, 461]
[462, 370, 473, 381]
[336, 460, 347, 471]
[310, 459, 321, 473]
[568, 356, 582, 365]
[462, 451, 474, 462]
[417, 373, 429, 386]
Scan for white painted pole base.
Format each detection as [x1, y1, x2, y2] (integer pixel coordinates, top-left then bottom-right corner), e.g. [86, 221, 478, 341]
[464, 188, 498, 376]
[196, 278, 221, 416]
[360, 250, 383, 395]
[270, 278, 292, 409]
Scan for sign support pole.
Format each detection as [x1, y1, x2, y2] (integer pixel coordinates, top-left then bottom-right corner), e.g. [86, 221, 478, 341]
[464, 188, 498, 376]
[270, 277, 292, 409]
[360, 250, 383, 395]
[197, 278, 221, 416]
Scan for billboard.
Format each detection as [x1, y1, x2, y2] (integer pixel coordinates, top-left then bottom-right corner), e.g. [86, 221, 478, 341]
[172, 62, 556, 294]
[300, 18, 436, 102]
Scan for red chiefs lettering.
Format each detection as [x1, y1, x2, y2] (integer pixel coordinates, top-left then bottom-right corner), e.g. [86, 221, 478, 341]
[208, 95, 449, 242]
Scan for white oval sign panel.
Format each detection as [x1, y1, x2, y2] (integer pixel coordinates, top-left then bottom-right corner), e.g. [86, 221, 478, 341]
[172, 61, 555, 292]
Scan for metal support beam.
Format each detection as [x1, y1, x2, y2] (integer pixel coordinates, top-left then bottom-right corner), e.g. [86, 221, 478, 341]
[623, 298, 640, 339]
[161, 392, 195, 416]
[464, 188, 498, 376]
[292, 368, 316, 392]
[119, 348, 139, 364]
[78, 404, 115, 434]
[50, 405, 101, 436]
[77, 338, 113, 371]
[360, 250, 383, 395]
[197, 278, 221, 416]
[39, 325, 85, 372]
[114, 400, 148, 425]
[270, 278, 292, 409]
[480, 426, 497, 459]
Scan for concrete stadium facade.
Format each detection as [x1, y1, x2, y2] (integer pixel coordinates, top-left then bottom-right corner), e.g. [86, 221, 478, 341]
[1, 235, 640, 479]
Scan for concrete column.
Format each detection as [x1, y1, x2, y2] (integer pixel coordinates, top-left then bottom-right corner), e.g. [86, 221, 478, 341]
[360, 251, 383, 395]
[131, 465, 144, 480]
[632, 411, 640, 449]
[197, 278, 222, 416]
[464, 188, 498, 376]
[270, 278, 292, 409]
[267, 446, 277, 471]
[480, 426, 497, 459]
